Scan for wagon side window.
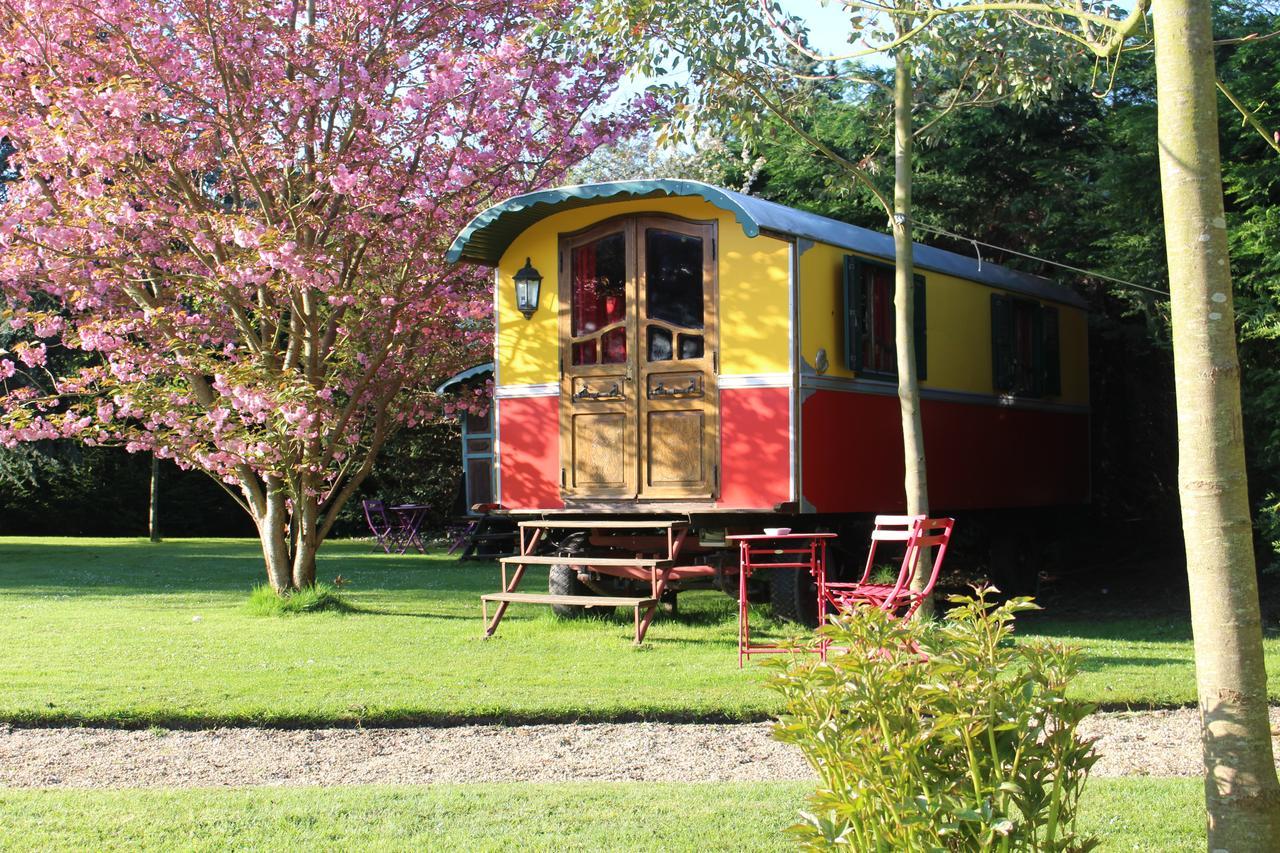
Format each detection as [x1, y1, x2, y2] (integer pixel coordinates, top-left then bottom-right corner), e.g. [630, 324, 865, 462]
[991, 294, 1061, 397]
[842, 255, 926, 380]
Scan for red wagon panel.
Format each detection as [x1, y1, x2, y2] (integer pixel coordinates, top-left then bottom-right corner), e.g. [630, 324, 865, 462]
[801, 388, 1089, 513]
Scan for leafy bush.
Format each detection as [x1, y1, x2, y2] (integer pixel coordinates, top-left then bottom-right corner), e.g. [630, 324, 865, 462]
[245, 583, 353, 616]
[1255, 492, 1280, 575]
[769, 589, 1097, 851]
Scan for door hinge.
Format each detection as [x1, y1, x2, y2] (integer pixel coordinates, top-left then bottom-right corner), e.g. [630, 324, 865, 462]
[713, 350, 719, 374]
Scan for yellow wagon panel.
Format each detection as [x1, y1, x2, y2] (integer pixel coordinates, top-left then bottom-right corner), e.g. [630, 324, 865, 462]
[496, 197, 791, 387]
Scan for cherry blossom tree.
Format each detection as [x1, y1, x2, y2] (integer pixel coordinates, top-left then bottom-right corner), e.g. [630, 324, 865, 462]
[0, 0, 642, 591]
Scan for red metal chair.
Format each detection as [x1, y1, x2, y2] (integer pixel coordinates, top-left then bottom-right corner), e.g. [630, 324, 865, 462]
[821, 515, 955, 620]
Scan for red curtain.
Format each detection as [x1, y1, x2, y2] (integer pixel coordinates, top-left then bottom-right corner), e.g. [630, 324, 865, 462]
[572, 241, 626, 365]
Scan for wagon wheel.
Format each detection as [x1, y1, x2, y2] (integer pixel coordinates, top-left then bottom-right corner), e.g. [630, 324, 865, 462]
[768, 565, 819, 628]
[548, 533, 617, 620]
[768, 529, 854, 628]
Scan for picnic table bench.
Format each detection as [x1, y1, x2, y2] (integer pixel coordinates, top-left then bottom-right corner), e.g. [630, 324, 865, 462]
[480, 518, 688, 644]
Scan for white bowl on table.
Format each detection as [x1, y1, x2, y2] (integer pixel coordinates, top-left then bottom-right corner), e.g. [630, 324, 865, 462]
[762, 527, 791, 536]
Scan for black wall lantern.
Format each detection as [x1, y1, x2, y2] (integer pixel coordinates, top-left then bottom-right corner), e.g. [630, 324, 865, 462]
[513, 257, 542, 320]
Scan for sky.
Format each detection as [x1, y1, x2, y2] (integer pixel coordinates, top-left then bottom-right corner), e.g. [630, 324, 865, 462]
[778, 0, 869, 57]
[617, 0, 1146, 96]
[615, 0, 885, 102]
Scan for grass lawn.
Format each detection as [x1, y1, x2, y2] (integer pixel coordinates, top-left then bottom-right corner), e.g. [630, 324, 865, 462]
[0, 537, 1276, 725]
[0, 779, 1204, 851]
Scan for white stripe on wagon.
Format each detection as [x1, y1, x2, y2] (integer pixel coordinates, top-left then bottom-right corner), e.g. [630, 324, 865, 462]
[717, 373, 792, 389]
[494, 383, 559, 399]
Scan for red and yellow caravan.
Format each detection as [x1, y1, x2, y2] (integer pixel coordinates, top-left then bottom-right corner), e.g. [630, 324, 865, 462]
[446, 180, 1088, 631]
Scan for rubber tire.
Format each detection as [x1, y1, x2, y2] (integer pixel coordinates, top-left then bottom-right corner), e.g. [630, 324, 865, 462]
[989, 533, 1039, 598]
[769, 566, 819, 628]
[548, 564, 616, 619]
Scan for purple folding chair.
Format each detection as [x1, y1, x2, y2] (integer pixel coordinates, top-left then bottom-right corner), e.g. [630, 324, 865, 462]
[362, 499, 401, 554]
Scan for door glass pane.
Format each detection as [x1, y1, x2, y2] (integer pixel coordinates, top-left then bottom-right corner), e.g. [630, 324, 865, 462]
[601, 327, 627, 364]
[466, 458, 493, 505]
[464, 409, 490, 434]
[647, 327, 673, 362]
[571, 232, 626, 365]
[646, 229, 703, 329]
[677, 334, 703, 360]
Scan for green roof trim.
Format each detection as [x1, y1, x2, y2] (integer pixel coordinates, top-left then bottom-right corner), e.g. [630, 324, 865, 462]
[445, 180, 759, 265]
[446, 179, 1087, 309]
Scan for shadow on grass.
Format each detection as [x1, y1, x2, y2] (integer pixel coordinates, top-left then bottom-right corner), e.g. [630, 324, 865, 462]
[0, 706, 778, 730]
[0, 538, 471, 596]
[1016, 612, 1195, 644]
[352, 608, 478, 621]
[1077, 655, 1189, 670]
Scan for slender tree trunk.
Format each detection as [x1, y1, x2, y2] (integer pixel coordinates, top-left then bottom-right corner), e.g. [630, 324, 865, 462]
[1153, 2, 1280, 846]
[891, 44, 933, 618]
[259, 476, 293, 592]
[148, 454, 161, 543]
[292, 492, 319, 589]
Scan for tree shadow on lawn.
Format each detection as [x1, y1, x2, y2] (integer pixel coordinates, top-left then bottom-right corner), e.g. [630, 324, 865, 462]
[1014, 611, 1195, 645]
[1076, 654, 1191, 670]
[0, 538, 475, 597]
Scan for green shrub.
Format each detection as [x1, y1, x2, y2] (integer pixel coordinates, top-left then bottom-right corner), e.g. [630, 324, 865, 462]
[245, 582, 353, 616]
[769, 588, 1097, 851]
[1256, 492, 1280, 575]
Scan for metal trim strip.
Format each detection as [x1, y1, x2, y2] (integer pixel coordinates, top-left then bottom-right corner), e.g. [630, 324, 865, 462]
[797, 374, 1090, 414]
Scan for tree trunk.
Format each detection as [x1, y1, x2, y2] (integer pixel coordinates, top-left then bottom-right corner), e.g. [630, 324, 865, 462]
[1153, 2, 1280, 846]
[292, 492, 319, 589]
[891, 44, 933, 618]
[259, 476, 294, 593]
[148, 454, 161, 543]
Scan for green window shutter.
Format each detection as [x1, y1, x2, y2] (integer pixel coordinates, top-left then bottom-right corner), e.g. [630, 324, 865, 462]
[1030, 303, 1046, 397]
[913, 274, 926, 381]
[1042, 305, 1061, 396]
[991, 293, 1014, 392]
[843, 255, 865, 372]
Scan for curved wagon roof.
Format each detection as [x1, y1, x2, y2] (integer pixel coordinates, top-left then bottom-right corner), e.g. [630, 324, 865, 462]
[446, 179, 1086, 309]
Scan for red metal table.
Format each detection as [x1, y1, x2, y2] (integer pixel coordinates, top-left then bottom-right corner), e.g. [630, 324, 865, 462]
[727, 532, 838, 667]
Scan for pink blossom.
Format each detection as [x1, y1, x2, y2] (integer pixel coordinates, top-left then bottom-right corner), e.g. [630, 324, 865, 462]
[0, 0, 644, 579]
[232, 227, 260, 249]
[16, 343, 46, 368]
[33, 316, 64, 338]
[329, 164, 360, 195]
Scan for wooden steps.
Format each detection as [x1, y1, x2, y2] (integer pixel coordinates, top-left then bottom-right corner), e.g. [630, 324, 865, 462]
[498, 555, 672, 568]
[481, 592, 656, 608]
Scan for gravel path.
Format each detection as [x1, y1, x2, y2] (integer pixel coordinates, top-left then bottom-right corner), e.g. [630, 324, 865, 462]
[1, 709, 1276, 789]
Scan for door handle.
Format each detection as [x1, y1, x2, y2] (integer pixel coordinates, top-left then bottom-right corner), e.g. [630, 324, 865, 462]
[625, 364, 634, 382]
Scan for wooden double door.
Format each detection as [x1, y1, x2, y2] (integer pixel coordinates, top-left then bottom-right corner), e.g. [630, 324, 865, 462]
[559, 216, 719, 500]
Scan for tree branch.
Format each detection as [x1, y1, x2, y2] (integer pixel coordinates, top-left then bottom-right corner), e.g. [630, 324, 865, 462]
[1217, 78, 1280, 156]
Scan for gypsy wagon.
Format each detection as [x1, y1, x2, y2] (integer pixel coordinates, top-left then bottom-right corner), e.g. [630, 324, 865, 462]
[445, 180, 1089, 636]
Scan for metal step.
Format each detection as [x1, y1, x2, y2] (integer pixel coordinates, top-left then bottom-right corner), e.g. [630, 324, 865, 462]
[517, 519, 687, 530]
[498, 555, 672, 568]
[481, 592, 657, 608]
